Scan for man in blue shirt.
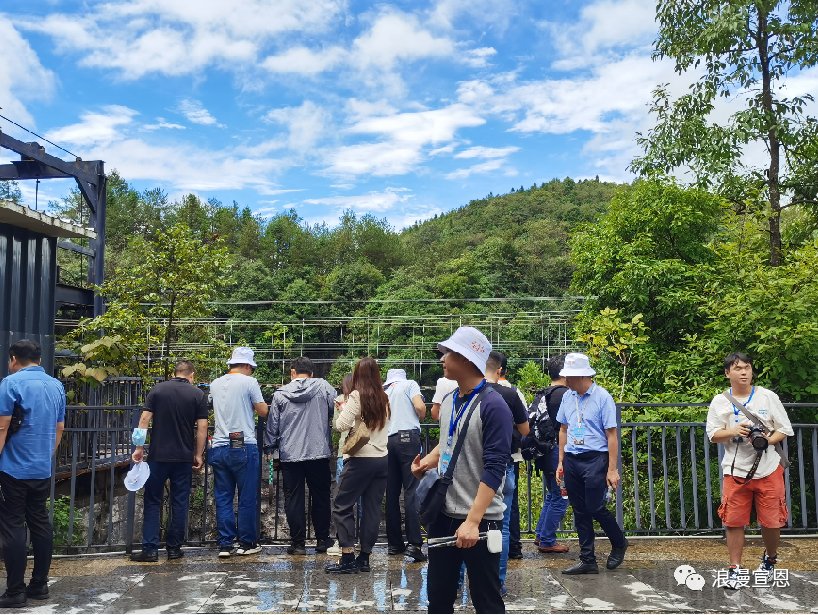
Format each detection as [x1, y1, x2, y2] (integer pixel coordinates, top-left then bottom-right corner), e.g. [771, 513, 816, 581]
[0, 340, 65, 607]
[555, 353, 627, 575]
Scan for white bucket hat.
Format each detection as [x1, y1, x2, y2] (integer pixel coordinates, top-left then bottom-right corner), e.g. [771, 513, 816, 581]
[227, 346, 257, 368]
[384, 368, 407, 386]
[438, 326, 492, 376]
[559, 352, 596, 377]
[124, 461, 150, 492]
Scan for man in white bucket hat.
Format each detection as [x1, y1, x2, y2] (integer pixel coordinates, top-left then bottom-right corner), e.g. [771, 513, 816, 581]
[411, 326, 512, 613]
[555, 352, 627, 575]
[209, 347, 269, 558]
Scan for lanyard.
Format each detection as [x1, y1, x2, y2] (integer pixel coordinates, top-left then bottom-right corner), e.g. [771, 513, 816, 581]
[573, 383, 595, 425]
[447, 380, 486, 447]
[729, 386, 755, 420]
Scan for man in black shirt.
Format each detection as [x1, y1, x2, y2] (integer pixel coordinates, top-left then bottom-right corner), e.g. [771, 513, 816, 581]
[130, 360, 209, 562]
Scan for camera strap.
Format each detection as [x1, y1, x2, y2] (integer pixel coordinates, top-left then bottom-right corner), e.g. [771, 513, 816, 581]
[723, 390, 790, 469]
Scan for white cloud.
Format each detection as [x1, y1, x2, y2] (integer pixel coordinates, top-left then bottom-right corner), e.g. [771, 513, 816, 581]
[445, 159, 506, 180]
[47, 106, 139, 145]
[352, 10, 455, 71]
[178, 99, 223, 127]
[143, 119, 186, 131]
[15, 0, 345, 79]
[262, 46, 345, 75]
[305, 187, 412, 213]
[0, 16, 55, 127]
[348, 104, 484, 145]
[264, 101, 330, 152]
[462, 47, 497, 68]
[326, 103, 485, 177]
[543, 0, 656, 71]
[429, 0, 520, 33]
[455, 146, 519, 159]
[46, 107, 289, 193]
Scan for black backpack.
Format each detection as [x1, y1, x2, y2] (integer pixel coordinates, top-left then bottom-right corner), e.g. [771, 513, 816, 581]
[528, 385, 567, 451]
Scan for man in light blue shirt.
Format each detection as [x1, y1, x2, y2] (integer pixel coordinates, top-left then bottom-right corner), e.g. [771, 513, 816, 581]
[209, 347, 268, 558]
[555, 353, 627, 575]
[0, 340, 65, 607]
[384, 368, 427, 562]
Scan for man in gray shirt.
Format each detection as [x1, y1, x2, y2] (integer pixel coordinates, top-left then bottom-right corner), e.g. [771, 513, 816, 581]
[209, 347, 268, 558]
[266, 357, 336, 555]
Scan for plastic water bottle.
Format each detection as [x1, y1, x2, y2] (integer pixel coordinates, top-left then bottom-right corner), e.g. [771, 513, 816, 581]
[559, 476, 568, 500]
[605, 486, 615, 504]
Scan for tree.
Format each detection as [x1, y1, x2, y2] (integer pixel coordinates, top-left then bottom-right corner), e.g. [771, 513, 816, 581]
[632, 1, 818, 265]
[64, 223, 231, 379]
[0, 180, 22, 203]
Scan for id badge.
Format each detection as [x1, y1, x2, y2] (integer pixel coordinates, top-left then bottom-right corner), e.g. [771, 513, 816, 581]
[440, 449, 453, 474]
[572, 425, 585, 446]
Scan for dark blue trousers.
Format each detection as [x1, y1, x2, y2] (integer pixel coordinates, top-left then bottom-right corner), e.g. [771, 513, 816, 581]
[563, 451, 626, 564]
[142, 461, 193, 551]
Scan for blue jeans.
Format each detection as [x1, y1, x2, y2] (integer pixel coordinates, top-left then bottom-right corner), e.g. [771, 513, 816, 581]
[499, 462, 516, 587]
[209, 444, 259, 548]
[142, 461, 192, 550]
[536, 447, 569, 546]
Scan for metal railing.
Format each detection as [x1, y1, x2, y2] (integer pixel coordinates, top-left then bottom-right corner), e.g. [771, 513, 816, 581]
[45, 403, 818, 554]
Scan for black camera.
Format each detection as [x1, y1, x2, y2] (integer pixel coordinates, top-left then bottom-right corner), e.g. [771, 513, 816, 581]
[747, 425, 769, 451]
[734, 424, 768, 451]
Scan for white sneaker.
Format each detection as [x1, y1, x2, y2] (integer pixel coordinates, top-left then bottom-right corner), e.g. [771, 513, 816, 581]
[755, 552, 776, 582]
[327, 541, 342, 556]
[724, 565, 740, 590]
[237, 544, 262, 556]
[218, 546, 237, 558]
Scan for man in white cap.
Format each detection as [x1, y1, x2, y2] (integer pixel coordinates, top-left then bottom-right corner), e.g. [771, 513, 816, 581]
[209, 347, 269, 558]
[555, 352, 627, 575]
[411, 326, 512, 614]
[384, 368, 427, 562]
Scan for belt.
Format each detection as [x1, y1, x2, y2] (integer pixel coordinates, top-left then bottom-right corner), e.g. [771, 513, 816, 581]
[388, 429, 420, 437]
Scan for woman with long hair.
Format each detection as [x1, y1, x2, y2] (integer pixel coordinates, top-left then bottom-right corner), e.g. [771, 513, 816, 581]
[326, 357, 390, 574]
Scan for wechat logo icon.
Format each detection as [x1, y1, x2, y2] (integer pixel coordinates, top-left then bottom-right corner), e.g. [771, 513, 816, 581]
[674, 565, 706, 591]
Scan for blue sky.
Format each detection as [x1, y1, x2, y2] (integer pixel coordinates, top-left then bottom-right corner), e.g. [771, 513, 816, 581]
[2, 0, 667, 228]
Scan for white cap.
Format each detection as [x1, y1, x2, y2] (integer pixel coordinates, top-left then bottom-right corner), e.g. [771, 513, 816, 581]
[124, 462, 151, 492]
[559, 353, 596, 377]
[227, 346, 257, 368]
[437, 326, 492, 376]
[384, 368, 407, 386]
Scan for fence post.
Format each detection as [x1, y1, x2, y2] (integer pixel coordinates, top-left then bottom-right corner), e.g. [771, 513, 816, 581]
[615, 403, 624, 527]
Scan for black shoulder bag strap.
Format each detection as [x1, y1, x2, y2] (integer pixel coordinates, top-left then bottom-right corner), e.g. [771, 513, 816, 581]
[440, 386, 492, 485]
[723, 390, 789, 470]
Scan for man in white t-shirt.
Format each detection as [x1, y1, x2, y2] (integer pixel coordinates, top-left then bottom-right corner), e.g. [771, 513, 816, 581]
[431, 376, 457, 421]
[706, 352, 793, 589]
[209, 347, 269, 558]
[384, 369, 427, 562]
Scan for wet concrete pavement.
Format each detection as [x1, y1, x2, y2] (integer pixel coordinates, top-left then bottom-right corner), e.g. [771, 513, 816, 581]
[7, 538, 818, 613]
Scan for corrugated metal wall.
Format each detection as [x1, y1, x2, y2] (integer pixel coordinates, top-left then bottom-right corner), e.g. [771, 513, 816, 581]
[0, 222, 57, 378]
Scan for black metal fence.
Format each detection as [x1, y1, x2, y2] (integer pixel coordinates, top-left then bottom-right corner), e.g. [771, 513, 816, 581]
[46, 403, 818, 554]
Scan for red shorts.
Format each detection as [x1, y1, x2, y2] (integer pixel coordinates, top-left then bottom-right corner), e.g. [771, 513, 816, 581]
[718, 466, 788, 528]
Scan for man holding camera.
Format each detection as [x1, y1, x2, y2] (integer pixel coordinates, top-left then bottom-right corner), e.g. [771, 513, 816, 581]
[706, 352, 793, 588]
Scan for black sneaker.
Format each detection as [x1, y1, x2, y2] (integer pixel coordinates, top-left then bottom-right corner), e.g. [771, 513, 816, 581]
[130, 550, 159, 562]
[26, 583, 49, 600]
[315, 538, 334, 553]
[355, 553, 371, 572]
[387, 544, 406, 556]
[167, 547, 184, 560]
[325, 552, 359, 574]
[405, 544, 427, 563]
[286, 543, 307, 555]
[0, 592, 26, 608]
